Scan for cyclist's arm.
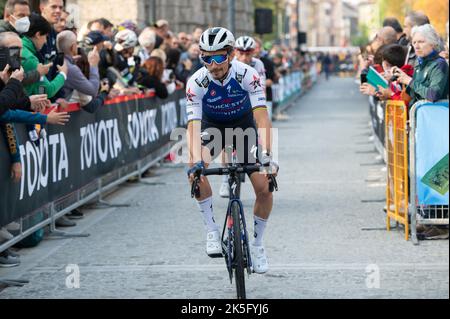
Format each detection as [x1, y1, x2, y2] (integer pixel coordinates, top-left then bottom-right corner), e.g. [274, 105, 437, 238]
[186, 77, 204, 164]
[243, 66, 272, 153]
[253, 108, 272, 154]
[187, 120, 202, 164]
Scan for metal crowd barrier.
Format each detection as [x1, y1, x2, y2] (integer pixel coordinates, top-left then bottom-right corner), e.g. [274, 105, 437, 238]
[409, 100, 449, 245]
[385, 100, 409, 240]
[0, 90, 186, 254]
[272, 71, 302, 117]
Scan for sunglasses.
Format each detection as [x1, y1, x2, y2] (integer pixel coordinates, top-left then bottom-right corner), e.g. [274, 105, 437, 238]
[201, 53, 228, 65]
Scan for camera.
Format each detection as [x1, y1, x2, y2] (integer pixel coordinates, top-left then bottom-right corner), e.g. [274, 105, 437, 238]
[53, 52, 65, 66]
[360, 73, 368, 84]
[0, 46, 22, 73]
[38, 85, 46, 95]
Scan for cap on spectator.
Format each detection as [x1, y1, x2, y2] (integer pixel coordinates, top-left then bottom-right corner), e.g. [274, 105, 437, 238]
[118, 20, 138, 33]
[85, 31, 109, 46]
[154, 19, 169, 28]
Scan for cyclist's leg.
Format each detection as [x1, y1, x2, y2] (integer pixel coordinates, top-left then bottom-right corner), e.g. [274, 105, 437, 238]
[249, 172, 273, 221]
[248, 172, 272, 273]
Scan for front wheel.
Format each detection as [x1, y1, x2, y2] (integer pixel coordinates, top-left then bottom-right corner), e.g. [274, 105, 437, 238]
[231, 201, 246, 299]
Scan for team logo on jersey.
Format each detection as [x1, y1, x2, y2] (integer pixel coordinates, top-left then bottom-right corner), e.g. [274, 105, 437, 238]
[211, 90, 216, 97]
[195, 76, 210, 88]
[201, 76, 210, 88]
[235, 69, 248, 84]
[186, 88, 196, 102]
[250, 75, 262, 89]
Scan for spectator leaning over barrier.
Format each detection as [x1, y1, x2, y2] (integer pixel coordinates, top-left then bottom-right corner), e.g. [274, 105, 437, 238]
[360, 44, 414, 103]
[137, 56, 168, 99]
[0, 32, 50, 116]
[101, 28, 140, 92]
[57, 30, 101, 106]
[21, 13, 68, 98]
[178, 32, 192, 52]
[392, 24, 449, 107]
[175, 43, 202, 85]
[153, 19, 169, 49]
[383, 17, 409, 47]
[53, 9, 69, 33]
[90, 18, 114, 39]
[0, 0, 30, 34]
[138, 27, 156, 63]
[39, 0, 64, 80]
[84, 30, 108, 54]
[375, 26, 398, 47]
[0, 0, 53, 87]
[150, 48, 176, 95]
[0, 32, 67, 187]
[72, 47, 111, 113]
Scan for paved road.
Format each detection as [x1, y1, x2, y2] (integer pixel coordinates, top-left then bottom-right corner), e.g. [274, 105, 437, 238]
[1, 76, 448, 299]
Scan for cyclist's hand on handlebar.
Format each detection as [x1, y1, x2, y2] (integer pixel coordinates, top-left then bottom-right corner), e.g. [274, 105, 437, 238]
[261, 152, 279, 177]
[187, 161, 205, 183]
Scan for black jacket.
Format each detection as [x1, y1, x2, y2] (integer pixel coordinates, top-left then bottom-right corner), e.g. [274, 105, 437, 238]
[0, 78, 31, 117]
[137, 70, 168, 99]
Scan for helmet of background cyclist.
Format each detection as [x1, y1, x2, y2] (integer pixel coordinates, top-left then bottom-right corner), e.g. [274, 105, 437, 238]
[114, 29, 138, 52]
[199, 27, 235, 52]
[235, 36, 256, 51]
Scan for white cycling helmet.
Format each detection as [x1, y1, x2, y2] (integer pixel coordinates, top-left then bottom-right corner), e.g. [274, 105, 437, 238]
[235, 36, 256, 51]
[199, 27, 235, 52]
[114, 29, 138, 52]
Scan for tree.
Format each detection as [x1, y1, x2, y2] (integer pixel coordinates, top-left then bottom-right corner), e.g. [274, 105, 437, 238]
[379, 0, 449, 36]
[352, 23, 370, 47]
[412, 0, 448, 36]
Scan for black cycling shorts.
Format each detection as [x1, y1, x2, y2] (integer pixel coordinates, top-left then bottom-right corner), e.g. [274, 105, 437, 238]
[201, 113, 261, 166]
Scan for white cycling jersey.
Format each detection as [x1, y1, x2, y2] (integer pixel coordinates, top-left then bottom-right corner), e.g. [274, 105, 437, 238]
[186, 60, 267, 123]
[249, 57, 267, 88]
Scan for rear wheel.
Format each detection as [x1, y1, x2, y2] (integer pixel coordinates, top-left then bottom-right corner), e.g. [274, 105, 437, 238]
[231, 201, 246, 299]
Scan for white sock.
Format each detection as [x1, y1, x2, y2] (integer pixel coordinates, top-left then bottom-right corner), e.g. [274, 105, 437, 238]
[222, 175, 228, 183]
[253, 215, 267, 247]
[197, 197, 218, 232]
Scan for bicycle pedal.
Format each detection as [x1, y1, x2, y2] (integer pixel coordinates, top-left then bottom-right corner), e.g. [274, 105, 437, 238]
[207, 253, 224, 258]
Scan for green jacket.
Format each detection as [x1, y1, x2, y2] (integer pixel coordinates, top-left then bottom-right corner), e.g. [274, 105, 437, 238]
[406, 51, 449, 107]
[21, 36, 65, 98]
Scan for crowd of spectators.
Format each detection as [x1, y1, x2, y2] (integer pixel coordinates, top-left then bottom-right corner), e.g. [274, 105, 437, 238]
[0, 0, 321, 267]
[357, 11, 449, 240]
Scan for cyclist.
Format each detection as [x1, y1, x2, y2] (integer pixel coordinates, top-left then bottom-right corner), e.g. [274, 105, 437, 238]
[186, 27, 279, 274]
[219, 35, 267, 198]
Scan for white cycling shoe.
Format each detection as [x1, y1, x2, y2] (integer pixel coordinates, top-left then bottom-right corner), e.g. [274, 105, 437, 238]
[219, 182, 230, 198]
[206, 230, 223, 258]
[250, 243, 269, 274]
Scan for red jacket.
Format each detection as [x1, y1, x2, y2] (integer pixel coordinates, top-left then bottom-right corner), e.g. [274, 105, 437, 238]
[389, 64, 414, 101]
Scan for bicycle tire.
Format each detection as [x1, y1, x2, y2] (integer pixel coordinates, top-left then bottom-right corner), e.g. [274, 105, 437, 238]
[231, 201, 246, 299]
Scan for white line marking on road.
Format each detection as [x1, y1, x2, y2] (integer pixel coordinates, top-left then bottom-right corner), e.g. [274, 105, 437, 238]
[28, 263, 449, 274]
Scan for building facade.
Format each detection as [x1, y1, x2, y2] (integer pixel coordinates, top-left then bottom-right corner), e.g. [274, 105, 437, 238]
[64, 0, 255, 35]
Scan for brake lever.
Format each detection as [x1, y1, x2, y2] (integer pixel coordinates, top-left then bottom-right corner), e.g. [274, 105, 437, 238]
[268, 175, 278, 193]
[190, 170, 202, 198]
